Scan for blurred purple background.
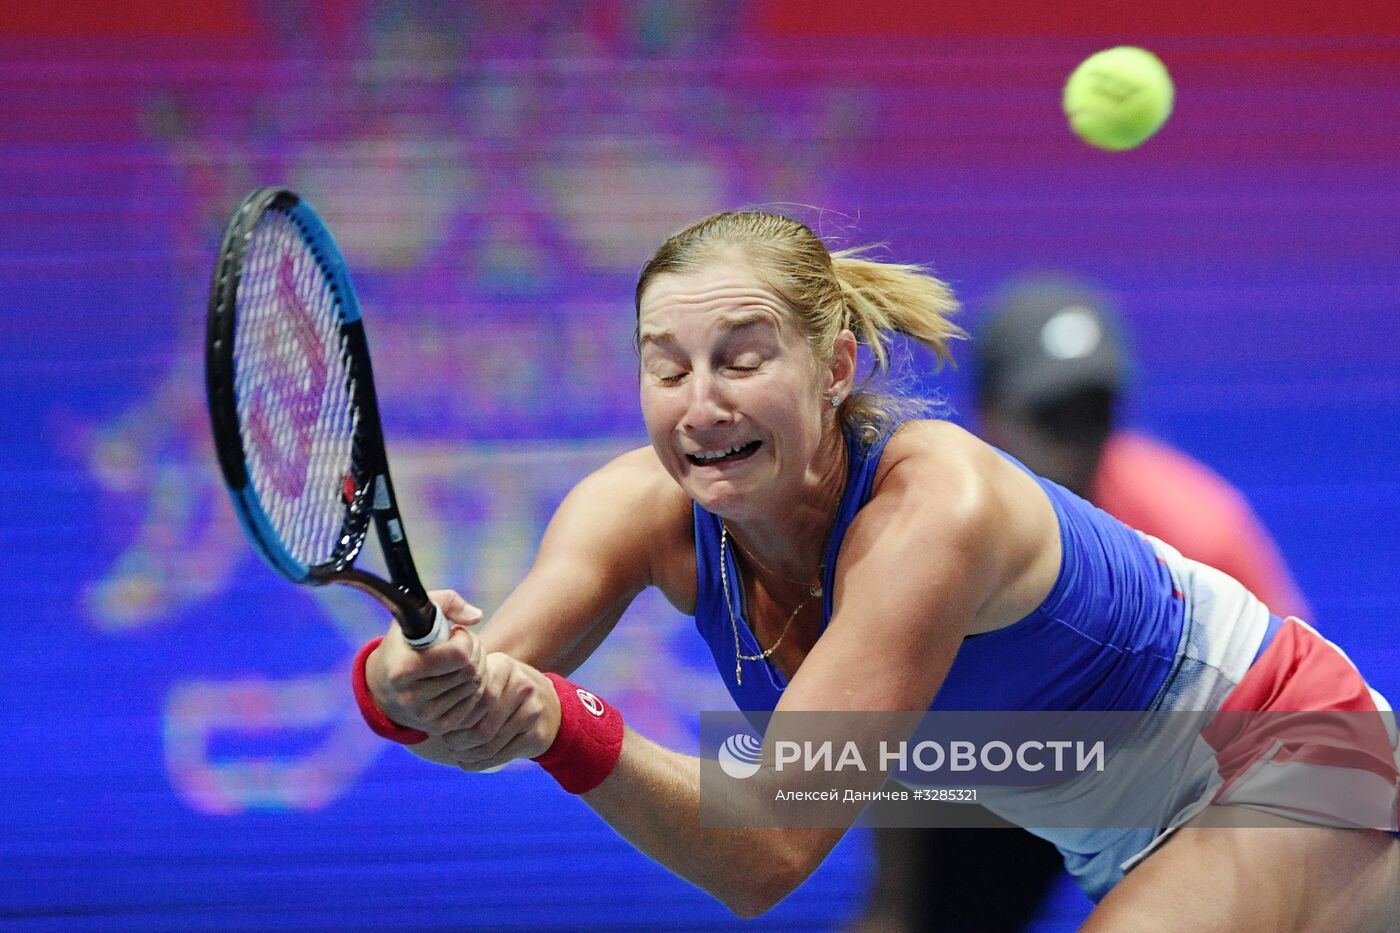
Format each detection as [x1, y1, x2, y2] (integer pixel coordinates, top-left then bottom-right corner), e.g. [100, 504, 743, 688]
[2, 2, 1397, 929]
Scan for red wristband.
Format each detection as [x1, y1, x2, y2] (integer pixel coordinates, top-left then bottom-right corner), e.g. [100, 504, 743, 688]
[532, 673, 624, 794]
[351, 636, 429, 745]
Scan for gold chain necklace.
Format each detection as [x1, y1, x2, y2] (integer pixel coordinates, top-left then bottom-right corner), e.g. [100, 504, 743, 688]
[720, 523, 823, 685]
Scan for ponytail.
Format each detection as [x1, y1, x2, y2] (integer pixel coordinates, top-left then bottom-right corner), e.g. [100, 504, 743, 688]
[828, 248, 964, 441]
[831, 249, 961, 370]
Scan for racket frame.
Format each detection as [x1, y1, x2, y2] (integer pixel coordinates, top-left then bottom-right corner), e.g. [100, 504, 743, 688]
[206, 187, 445, 646]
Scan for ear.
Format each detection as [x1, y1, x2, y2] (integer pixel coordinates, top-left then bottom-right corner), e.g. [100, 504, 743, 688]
[825, 329, 858, 401]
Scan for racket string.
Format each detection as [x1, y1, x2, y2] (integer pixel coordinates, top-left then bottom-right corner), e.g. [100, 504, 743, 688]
[233, 209, 361, 568]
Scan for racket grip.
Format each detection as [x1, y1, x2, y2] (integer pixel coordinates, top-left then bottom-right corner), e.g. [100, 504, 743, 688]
[404, 601, 450, 650]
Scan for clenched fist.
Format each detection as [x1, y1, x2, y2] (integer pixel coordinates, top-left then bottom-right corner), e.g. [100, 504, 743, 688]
[366, 589, 562, 770]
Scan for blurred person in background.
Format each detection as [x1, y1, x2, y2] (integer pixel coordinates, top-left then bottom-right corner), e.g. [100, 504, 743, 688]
[975, 275, 1309, 618]
[860, 274, 1312, 932]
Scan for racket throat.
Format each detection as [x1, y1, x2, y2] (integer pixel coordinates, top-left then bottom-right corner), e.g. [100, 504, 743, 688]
[334, 568, 441, 642]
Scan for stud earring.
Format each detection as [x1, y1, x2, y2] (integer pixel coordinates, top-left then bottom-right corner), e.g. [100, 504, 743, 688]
[830, 395, 841, 408]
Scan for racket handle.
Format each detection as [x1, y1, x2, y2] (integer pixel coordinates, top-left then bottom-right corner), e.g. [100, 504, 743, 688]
[403, 601, 450, 650]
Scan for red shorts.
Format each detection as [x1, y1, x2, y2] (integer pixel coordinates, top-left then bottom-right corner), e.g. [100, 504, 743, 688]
[1203, 618, 1399, 831]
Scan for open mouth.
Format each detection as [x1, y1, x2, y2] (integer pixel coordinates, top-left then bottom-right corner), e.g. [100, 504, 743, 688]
[686, 440, 761, 466]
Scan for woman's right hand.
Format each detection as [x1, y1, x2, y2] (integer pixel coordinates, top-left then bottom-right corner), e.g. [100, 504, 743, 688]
[364, 589, 488, 734]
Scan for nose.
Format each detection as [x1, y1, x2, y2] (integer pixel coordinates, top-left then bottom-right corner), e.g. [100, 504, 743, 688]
[680, 369, 732, 432]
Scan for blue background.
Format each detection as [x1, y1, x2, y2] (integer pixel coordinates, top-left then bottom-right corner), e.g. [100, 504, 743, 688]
[2, 2, 1397, 930]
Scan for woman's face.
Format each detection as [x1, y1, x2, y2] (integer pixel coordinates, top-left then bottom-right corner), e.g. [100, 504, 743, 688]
[637, 254, 834, 519]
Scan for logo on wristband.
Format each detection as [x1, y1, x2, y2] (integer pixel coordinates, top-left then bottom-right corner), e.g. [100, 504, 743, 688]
[576, 688, 605, 717]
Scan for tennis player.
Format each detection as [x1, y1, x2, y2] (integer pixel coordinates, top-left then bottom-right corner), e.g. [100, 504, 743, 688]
[354, 211, 1398, 929]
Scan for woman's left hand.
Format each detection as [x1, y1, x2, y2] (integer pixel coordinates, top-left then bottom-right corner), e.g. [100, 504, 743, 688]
[441, 652, 563, 772]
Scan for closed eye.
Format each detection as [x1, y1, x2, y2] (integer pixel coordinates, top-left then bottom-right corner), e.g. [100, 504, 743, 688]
[724, 352, 765, 374]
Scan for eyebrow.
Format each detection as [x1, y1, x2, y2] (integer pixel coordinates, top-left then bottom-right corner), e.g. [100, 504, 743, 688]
[637, 310, 779, 349]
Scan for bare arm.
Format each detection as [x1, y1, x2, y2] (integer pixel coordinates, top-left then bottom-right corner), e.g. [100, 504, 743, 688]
[571, 445, 1036, 915]
[368, 428, 1056, 915]
[364, 447, 690, 764]
[483, 445, 693, 668]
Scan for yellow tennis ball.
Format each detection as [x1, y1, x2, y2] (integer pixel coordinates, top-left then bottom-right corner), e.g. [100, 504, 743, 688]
[1063, 46, 1174, 151]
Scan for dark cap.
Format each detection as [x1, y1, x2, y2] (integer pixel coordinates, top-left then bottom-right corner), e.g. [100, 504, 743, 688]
[973, 275, 1131, 411]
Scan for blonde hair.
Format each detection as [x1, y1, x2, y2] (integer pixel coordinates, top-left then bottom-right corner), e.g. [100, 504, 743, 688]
[635, 210, 964, 442]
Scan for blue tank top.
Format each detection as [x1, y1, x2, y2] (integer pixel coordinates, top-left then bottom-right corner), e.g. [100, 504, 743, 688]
[691, 426, 1189, 713]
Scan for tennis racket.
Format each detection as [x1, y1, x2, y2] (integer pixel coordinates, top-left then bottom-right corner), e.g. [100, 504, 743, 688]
[205, 187, 448, 647]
